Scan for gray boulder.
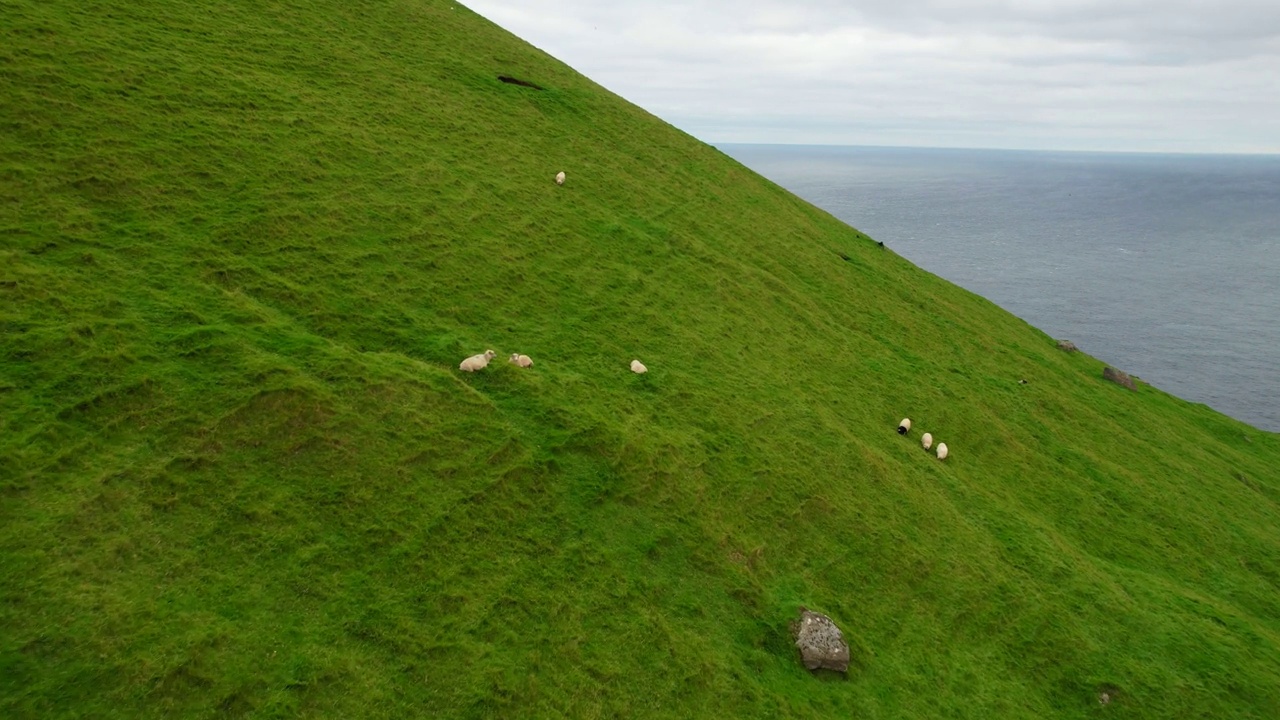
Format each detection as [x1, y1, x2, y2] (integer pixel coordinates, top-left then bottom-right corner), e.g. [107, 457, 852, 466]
[1103, 367, 1136, 390]
[792, 608, 850, 672]
[1056, 340, 1079, 353]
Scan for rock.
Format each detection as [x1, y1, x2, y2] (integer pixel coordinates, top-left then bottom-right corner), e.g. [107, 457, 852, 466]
[1056, 340, 1078, 353]
[1103, 367, 1136, 390]
[791, 608, 850, 672]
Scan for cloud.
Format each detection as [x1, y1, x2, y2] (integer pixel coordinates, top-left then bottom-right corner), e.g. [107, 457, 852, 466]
[464, 0, 1280, 153]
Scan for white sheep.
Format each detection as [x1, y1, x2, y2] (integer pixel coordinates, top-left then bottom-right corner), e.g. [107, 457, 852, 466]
[921, 432, 933, 451]
[630, 359, 647, 374]
[936, 443, 949, 460]
[509, 353, 533, 368]
[555, 171, 566, 186]
[897, 418, 911, 435]
[459, 349, 496, 372]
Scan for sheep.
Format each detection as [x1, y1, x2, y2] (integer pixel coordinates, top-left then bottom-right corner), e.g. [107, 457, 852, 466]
[630, 359, 647, 374]
[897, 418, 911, 435]
[509, 353, 533, 368]
[459, 349, 496, 372]
[936, 443, 949, 460]
[921, 432, 933, 451]
[555, 171, 566, 186]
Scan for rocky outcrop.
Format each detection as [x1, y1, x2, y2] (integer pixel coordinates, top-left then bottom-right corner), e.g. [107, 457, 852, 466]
[1056, 340, 1078, 353]
[792, 608, 850, 673]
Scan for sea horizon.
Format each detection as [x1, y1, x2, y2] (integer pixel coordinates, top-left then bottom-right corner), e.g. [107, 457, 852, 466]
[718, 141, 1280, 160]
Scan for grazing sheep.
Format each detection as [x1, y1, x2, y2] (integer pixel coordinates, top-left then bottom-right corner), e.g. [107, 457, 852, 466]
[921, 432, 933, 451]
[936, 443, 949, 460]
[897, 418, 911, 435]
[630, 359, 647, 374]
[555, 171, 566, 186]
[509, 353, 533, 368]
[459, 349, 496, 372]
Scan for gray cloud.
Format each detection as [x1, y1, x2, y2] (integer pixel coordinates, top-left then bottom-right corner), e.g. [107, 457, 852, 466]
[464, 0, 1280, 153]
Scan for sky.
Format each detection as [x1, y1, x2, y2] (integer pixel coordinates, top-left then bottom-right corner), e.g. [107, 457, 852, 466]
[463, 0, 1280, 154]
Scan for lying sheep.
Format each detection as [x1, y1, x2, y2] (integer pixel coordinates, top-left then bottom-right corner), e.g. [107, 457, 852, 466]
[630, 359, 647, 374]
[921, 432, 933, 451]
[459, 349, 496, 372]
[509, 353, 533, 368]
[897, 418, 911, 435]
[555, 171, 566, 186]
[936, 443, 949, 461]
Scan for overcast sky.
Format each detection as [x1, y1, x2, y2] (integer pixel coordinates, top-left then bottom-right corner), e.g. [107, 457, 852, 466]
[464, 0, 1280, 154]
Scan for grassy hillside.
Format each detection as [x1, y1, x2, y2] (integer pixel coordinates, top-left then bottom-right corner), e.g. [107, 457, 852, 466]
[3, 1, 1280, 717]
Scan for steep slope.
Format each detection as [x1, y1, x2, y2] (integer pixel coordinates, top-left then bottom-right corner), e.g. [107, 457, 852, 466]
[3, 1, 1280, 717]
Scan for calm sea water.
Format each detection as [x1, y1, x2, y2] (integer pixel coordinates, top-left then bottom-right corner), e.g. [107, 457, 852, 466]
[722, 144, 1280, 432]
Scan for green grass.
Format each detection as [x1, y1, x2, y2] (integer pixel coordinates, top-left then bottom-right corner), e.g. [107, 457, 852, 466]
[3, 0, 1279, 717]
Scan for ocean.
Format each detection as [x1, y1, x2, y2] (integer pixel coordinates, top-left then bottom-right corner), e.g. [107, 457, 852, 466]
[721, 144, 1280, 432]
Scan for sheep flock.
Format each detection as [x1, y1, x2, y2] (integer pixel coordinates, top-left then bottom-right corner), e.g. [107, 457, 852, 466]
[458, 170, 963, 473]
[459, 349, 648, 377]
[461, 344, 950, 463]
[898, 419, 950, 461]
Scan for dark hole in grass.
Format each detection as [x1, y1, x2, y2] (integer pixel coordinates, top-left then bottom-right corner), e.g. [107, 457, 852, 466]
[498, 75, 544, 90]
